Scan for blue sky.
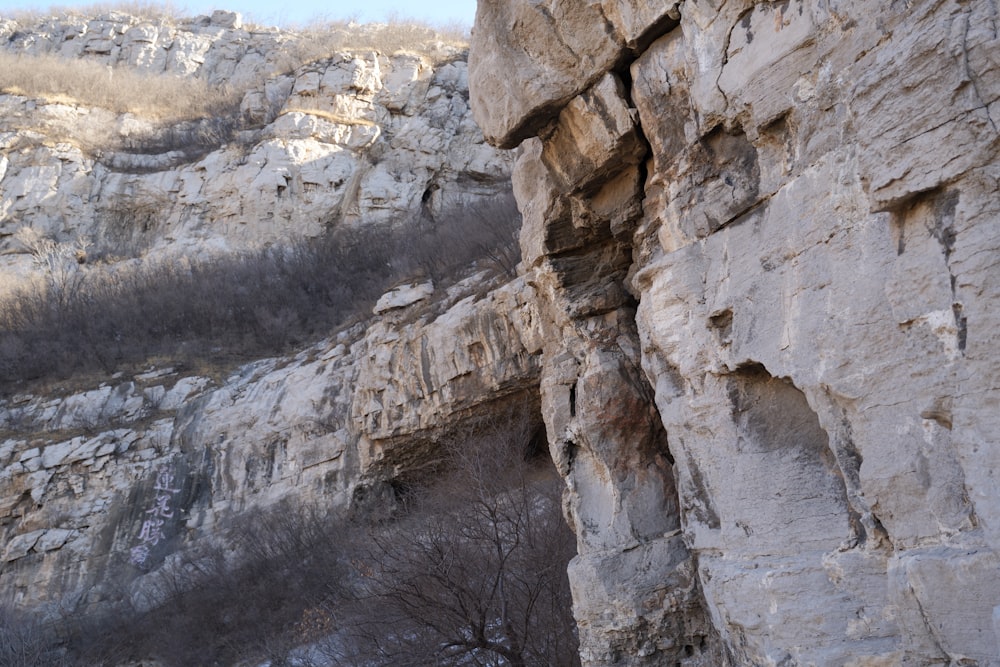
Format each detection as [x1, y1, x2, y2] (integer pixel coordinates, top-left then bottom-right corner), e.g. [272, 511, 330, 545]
[0, 1, 478, 27]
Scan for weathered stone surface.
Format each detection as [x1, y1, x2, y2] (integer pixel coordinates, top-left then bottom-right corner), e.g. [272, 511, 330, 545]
[0, 19, 512, 292]
[372, 280, 434, 314]
[600, 0, 680, 52]
[540, 73, 646, 194]
[517, 118, 717, 662]
[4, 2, 1000, 665]
[469, 0, 623, 149]
[0, 276, 542, 609]
[468, 0, 681, 149]
[852, 0, 1000, 210]
[2, 529, 44, 562]
[481, 0, 1000, 664]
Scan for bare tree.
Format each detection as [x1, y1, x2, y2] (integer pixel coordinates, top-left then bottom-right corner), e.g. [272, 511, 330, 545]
[338, 411, 580, 666]
[46, 409, 578, 667]
[0, 605, 69, 667]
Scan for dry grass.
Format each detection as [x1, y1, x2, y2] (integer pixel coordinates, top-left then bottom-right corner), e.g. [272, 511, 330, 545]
[0, 11, 467, 130]
[0, 52, 239, 122]
[1, 2, 184, 23]
[278, 107, 378, 126]
[295, 17, 467, 52]
[268, 17, 469, 71]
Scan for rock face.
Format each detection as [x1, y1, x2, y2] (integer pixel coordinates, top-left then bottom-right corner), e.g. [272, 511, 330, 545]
[0, 7, 525, 623]
[0, 10, 511, 289]
[4, 2, 1000, 665]
[471, 0, 1000, 664]
[0, 272, 542, 610]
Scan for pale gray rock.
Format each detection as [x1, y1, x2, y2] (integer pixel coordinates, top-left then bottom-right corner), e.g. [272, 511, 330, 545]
[373, 281, 434, 314]
[3, 3, 1000, 665]
[469, 0, 622, 148]
[479, 0, 1000, 664]
[0, 276, 542, 611]
[0, 22, 512, 290]
[468, 0, 682, 148]
[35, 528, 75, 552]
[540, 73, 645, 194]
[2, 529, 45, 562]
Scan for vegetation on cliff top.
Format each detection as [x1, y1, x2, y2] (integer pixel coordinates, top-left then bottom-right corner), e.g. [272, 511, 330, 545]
[0, 51, 239, 122]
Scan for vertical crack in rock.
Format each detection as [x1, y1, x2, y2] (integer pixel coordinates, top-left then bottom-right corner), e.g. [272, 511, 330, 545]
[504, 18, 722, 659]
[890, 187, 968, 359]
[472, 0, 1000, 663]
[826, 413, 890, 550]
[957, 4, 999, 132]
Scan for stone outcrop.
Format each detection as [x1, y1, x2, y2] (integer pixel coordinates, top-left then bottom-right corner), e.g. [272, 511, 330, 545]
[0, 11, 511, 290]
[3, 2, 1000, 665]
[471, 0, 1000, 664]
[0, 8, 525, 619]
[0, 272, 541, 610]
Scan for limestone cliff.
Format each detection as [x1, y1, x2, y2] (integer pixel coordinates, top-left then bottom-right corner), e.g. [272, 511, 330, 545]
[0, 270, 541, 612]
[0, 7, 527, 623]
[0, 10, 511, 290]
[3, 2, 1000, 665]
[470, 0, 1000, 664]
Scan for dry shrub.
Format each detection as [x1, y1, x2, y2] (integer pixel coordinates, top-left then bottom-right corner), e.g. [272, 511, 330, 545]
[0, 191, 520, 394]
[399, 191, 522, 282]
[0, 605, 69, 667]
[55, 405, 578, 667]
[0, 51, 239, 122]
[333, 411, 580, 666]
[277, 17, 468, 70]
[96, 193, 169, 258]
[0, 225, 395, 389]
[3, 2, 184, 23]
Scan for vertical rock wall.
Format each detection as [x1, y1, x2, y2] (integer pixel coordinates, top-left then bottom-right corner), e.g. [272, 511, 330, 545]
[471, 0, 1000, 664]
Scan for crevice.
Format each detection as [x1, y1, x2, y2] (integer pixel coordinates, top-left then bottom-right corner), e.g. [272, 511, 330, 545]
[683, 456, 721, 530]
[952, 302, 968, 354]
[907, 580, 953, 663]
[926, 189, 959, 263]
[957, 5, 999, 131]
[622, 7, 682, 56]
[715, 11, 742, 111]
[708, 308, 734, 346]
[562, 439, 577, 478]
[890, 187, 968, 359]
[823, 398, 890, 550]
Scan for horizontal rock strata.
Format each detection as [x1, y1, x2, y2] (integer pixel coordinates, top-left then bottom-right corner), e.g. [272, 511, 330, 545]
[0, 275, 541, 610]
[471, 0, 1000, 664]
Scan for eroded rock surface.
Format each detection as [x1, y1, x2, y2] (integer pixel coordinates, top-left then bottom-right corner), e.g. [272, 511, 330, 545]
[0, 12, 511, 290]
[0, 274, 541, 610]
[472, 0, 1000, 664]
[3, 2, 1000, 664]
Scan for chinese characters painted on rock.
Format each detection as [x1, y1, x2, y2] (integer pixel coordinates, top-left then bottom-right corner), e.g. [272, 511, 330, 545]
[129, 466, 181, 567]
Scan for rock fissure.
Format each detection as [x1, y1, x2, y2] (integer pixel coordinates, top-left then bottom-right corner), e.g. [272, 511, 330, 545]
[466, 0, 1000, 664]
[2, 2, 1000, 664]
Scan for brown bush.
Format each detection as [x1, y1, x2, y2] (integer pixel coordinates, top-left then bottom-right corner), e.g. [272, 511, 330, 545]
[275, 17, 468, 70]
[0, 52, 238, 122]
[334, 412, 580, 666]
[53, 406, 578, 667]
[0, 605, 69, 667]
[0, 193, 520, 395]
